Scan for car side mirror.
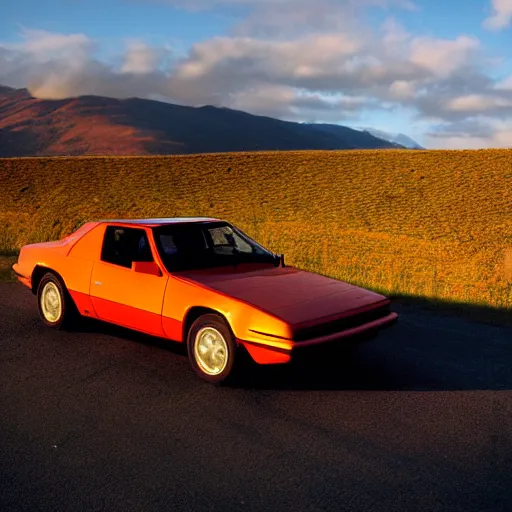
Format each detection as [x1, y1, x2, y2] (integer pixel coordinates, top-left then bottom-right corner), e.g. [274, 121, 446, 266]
[132, 261, 163, 277]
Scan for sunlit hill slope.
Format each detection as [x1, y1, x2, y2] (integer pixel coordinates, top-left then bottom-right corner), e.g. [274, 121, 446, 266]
[1, 149, 511, 308]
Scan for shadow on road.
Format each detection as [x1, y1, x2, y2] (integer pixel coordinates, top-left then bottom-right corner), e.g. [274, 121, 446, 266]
[231, 347, 511, 392]
[78, 317, 189, 357]
[75, 300, 512, 393]
[389, 294, 512, 327]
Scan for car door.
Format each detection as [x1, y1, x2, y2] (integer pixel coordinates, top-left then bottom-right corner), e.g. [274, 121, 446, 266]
[90, 225, 168, 337]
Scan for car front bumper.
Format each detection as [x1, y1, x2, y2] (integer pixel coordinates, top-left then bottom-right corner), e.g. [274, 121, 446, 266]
[291, 312, 398, 348]
[240, 311, 398, 364]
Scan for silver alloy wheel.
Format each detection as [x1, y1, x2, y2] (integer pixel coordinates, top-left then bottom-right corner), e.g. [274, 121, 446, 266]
[40, 281, 62, 323]
[194, 326, 229, 376]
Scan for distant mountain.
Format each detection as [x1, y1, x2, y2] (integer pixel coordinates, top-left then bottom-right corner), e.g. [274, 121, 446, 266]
[303, 123, 406, 149]
[361, 127, 424, 149]
[0, 85, 405, 157]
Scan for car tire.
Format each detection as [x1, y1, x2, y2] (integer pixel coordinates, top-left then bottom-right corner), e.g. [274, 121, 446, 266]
[187, 314, 238, 384]
[37, 272, 79, 330]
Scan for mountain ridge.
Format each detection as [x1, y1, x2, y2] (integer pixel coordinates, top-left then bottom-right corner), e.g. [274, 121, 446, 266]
[361, 127, 424, 149]
[0, 86, 410, 157]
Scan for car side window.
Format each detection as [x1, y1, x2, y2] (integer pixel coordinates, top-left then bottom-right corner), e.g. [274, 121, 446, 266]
[101, 226, 154, 268]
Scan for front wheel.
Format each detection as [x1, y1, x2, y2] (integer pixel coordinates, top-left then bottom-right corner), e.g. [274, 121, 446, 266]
[187, 314, 238, 384]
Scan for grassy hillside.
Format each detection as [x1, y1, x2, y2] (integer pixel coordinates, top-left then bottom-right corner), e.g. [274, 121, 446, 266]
[1, 149, 511, 308]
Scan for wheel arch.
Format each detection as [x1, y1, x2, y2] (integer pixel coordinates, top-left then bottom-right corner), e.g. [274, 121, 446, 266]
[31, 265, 67, 295]
[182, 306, 237, 345]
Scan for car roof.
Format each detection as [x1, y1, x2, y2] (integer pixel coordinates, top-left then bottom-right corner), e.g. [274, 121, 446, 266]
[98, 217, 224, 228]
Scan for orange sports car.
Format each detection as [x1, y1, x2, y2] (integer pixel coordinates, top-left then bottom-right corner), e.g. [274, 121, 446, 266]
[12, 217, 398, 383]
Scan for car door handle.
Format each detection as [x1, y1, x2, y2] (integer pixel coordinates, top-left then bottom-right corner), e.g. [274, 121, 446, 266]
[94, 281, 102, 286]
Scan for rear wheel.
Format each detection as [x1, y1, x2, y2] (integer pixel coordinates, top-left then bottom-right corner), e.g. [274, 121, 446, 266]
[187, 314, 238, 384]
[37, 272, 79, 329]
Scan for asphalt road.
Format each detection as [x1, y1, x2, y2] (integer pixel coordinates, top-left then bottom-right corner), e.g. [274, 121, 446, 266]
[1, 283, 512, 512]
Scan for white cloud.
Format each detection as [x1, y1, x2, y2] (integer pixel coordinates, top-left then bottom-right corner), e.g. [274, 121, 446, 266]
[495, 74, 512, 90]
[224, 86, 371, 121]
[426, 118, 512, 149]
[381, 17, 411, 45]
[159, 0, 417, 11]
[409, 35, 480, 77]
[174, 33, 363, 82]
[121, 41, 169, 74]
[447, 94, 512, 113]
[13, 28, 94, 62]
[0, 30, 175, 100]
[388, 80, 417, 99]
[483, 0, 512, 30]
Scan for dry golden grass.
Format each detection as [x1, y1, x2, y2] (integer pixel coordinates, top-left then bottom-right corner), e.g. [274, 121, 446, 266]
[1, 149, 511, 308]
[0, 255, 17, 282]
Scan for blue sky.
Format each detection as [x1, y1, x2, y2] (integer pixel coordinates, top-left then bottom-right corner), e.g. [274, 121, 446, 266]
[2, 0, 234, 51]
[2, 0, 512, 148]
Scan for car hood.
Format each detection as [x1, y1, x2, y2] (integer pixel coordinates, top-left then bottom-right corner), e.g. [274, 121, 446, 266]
[177, 265, 387, 326]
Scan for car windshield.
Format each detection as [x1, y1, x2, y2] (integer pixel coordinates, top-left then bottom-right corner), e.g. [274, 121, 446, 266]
[152, 222, 278, 272]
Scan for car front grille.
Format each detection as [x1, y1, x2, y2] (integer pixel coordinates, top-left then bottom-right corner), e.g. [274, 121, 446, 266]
[292, 304, 391, 342]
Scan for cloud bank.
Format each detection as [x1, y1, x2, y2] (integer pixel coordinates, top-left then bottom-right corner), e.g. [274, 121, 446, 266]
[483, 0, 512, 30]
[1, 0, 512, 148]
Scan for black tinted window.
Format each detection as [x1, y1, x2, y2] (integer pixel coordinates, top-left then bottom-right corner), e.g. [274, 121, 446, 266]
[101, 226, 153, 268]
[153, 222, 276, 272]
